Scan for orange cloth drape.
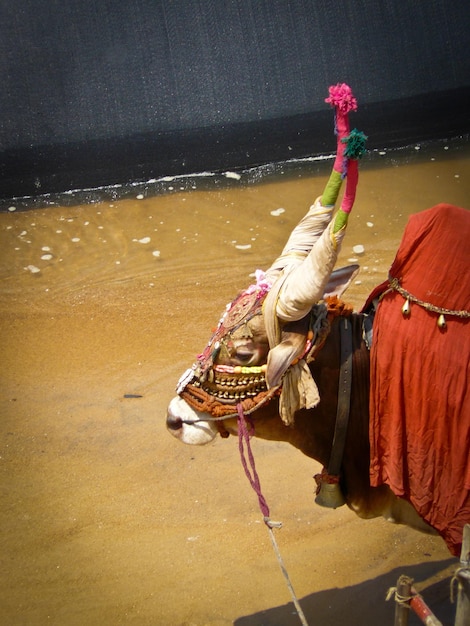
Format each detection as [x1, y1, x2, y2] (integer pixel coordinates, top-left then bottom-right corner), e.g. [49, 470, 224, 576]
[366, 204, 470, 556]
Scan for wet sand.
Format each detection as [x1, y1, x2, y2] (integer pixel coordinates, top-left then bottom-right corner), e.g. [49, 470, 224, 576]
[1, 141, 469, 625]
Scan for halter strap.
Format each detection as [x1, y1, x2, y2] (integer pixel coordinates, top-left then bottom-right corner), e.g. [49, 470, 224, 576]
[327, 315, 353, 476]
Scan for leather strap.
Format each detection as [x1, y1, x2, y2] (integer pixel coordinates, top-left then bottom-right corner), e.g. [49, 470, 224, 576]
[327, 317, 353, 476]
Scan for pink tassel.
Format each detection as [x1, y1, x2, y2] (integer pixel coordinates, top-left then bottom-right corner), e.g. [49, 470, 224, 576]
[325, 83, 358, 113]
[326, 83, 357, 175]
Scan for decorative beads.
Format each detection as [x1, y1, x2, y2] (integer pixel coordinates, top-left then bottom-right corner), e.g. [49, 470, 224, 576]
[213, 364, 267, 374]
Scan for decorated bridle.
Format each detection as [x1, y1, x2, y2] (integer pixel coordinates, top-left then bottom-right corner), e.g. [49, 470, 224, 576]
[176, 274, 278, 427]
[175, 273, 351, 432]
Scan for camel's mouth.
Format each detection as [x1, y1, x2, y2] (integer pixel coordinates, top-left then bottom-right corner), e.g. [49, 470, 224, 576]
[199, 368, 268, 404]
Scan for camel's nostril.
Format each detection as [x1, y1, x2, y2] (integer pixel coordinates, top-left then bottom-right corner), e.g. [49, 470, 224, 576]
[166, 396, 218, 445]
[167, 415, 183, 431]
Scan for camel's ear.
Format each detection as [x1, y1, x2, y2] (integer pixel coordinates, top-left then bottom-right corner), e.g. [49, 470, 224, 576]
[265, 317, 310, 388]
[323, 264, 359, 299]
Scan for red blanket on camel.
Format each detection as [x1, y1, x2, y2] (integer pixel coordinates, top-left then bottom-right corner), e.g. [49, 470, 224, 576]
[364, 204, 470, 556]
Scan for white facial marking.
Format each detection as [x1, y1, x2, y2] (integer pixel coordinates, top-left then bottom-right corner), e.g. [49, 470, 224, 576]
[167, 396, 218, 445]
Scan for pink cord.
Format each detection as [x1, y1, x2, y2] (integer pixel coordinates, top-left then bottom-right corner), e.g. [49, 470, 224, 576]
[341, 158, 359, 214]
[237, 406, 307, 624]
[237, 403, 271, 520]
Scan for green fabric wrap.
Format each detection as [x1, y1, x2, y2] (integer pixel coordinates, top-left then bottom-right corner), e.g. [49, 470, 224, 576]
[333, 209, 348, 233]
[321, 169, 343, 207]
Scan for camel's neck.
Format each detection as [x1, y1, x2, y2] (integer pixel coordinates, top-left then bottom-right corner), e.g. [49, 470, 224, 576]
[299, 314, 370, 465]
[226, 313, 372, 502]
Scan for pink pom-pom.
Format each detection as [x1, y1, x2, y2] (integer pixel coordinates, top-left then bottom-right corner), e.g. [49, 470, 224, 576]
[245, 269, 272, 296]
[325, 83, 358, 113]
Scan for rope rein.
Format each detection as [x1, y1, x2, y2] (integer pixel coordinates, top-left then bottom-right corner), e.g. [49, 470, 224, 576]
[237, 403, 310, 626]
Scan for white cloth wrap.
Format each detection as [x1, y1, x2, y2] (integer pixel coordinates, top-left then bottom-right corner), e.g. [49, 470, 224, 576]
[264, 198, 346, 346]
[265, 199, 334, 284]
[276, 219, 346, 321]
[278, 361, 321, 425]
[262, 198, 347, 424]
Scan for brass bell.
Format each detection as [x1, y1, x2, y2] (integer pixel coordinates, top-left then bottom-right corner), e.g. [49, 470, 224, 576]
[402, 298, 411, 317]
[437, 314, 446, 329]
[315, 479, 346, 509]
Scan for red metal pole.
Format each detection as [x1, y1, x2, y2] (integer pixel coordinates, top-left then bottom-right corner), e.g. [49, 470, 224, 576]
[409, 588, 443, 626]
[391, 576, 443, 626]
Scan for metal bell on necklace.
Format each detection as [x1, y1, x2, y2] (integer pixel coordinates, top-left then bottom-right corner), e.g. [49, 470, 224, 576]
[402, 297, 411, 317]
[437, 314, 446, 329]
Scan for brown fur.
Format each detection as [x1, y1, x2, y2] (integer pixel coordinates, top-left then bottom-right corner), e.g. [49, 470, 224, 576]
[220, 314, 435, 533]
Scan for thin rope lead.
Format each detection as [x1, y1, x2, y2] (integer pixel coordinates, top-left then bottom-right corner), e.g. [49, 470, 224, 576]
[237, 404, 309, 626]
[266, 526, 309, 626]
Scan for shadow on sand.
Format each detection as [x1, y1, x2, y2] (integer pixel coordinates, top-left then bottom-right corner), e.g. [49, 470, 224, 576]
[235, 559, 457, 626]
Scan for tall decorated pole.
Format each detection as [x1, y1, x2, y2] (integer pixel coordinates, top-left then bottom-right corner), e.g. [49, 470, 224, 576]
[262, 83, 368, 421]
[321, 83, 367, 232]
[264, 83, 367, 328]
